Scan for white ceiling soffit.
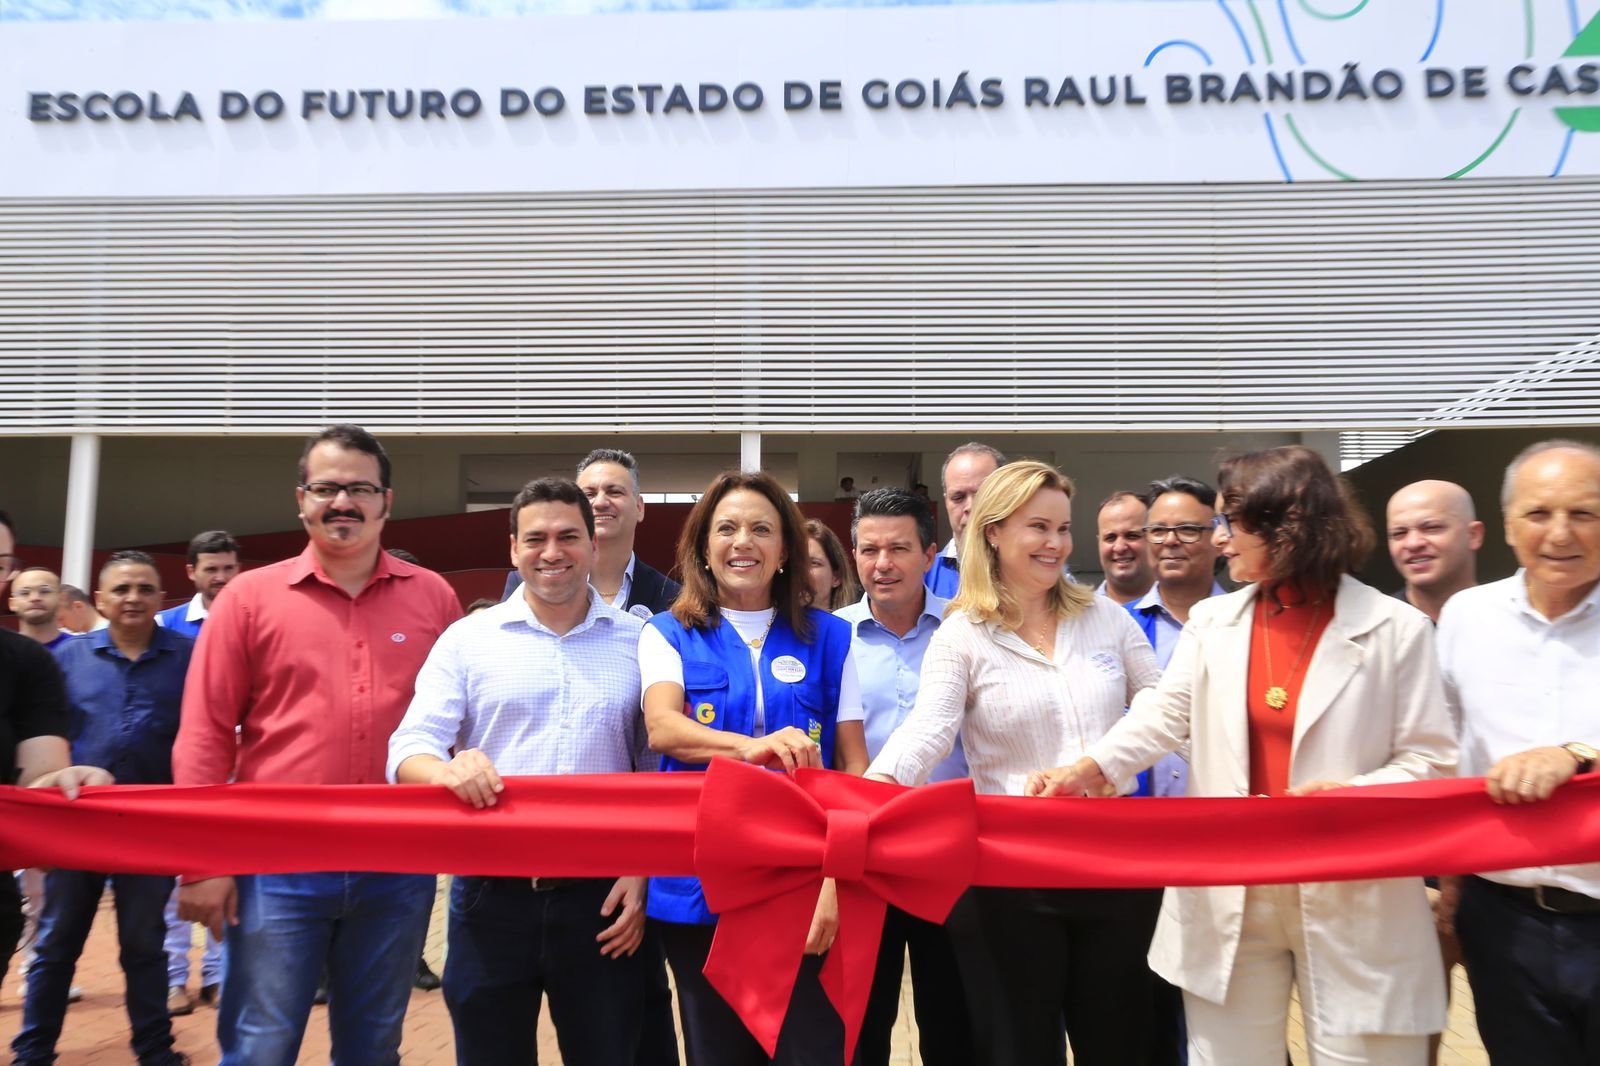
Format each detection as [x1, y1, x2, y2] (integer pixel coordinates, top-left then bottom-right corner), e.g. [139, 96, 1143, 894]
[1, 178, 1598, 435]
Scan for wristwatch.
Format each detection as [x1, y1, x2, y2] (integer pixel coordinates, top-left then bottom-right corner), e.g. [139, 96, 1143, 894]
[1561, 741, 1598, 775]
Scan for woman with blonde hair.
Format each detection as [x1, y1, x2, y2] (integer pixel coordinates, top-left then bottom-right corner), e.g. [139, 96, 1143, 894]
[803, 518, 860, 612]
[867, 459, 1162, 1066]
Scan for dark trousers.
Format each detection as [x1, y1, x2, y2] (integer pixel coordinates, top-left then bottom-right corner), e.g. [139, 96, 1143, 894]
[853, 904, 974, 1066]
[656, 918, 843, 1066]
[1457, 875, 1600, 1066]
[947, 886, 1163, 1066]
[0, 871, 23, 987]
[11, 869, 177, 1066]
[443, 877, 671, 1066]
[1150, 974, 1188, 1066]
[637, 923, 683, 1066]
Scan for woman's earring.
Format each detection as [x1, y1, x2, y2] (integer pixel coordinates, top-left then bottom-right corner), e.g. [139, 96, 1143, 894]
[778, 566, 785, 575]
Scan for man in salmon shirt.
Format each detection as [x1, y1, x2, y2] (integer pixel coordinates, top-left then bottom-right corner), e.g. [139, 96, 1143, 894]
[173, 424, 460, 1066]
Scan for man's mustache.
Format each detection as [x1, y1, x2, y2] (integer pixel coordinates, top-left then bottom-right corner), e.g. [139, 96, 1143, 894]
[322, 509, 365, 523]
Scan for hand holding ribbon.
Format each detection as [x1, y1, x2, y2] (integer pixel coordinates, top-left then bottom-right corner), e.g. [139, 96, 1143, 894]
[694, 759, 977, 1060]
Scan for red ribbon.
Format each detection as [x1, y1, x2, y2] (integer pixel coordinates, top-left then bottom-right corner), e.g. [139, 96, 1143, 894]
[696, 761, 977, 1059]
[6, 766, 1600, 1065]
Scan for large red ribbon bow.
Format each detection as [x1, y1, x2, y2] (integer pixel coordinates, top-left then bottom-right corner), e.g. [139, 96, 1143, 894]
[694, 759, 978, 1060]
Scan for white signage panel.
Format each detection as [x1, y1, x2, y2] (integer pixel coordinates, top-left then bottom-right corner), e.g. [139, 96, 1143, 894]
[1, 0, 1597, 195]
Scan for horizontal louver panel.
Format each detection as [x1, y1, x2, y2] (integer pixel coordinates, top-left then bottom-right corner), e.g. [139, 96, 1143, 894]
[1, 180, 1597, 434]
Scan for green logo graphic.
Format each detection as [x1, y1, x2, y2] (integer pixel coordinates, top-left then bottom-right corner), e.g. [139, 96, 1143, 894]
[1557, 10, 1600, 132]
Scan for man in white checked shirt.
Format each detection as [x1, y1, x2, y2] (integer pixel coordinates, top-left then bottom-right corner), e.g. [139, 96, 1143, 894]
[387, 477, 675, 1066]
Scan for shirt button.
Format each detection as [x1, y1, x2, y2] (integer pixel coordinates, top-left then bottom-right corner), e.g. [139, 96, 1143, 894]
[355, 640, 365, 649]
[357, 685, 366, 693]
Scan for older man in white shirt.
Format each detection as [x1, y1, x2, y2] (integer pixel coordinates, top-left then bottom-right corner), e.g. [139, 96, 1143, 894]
[1437, 439, 1600, 1066]
[389, 477, 674, 1066]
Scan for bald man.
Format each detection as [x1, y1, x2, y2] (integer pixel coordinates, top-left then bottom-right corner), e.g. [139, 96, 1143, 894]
[1386, 479, 1484, 623]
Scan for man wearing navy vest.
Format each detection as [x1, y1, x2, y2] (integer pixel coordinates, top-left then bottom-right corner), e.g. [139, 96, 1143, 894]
[925, 442, 1006, 599]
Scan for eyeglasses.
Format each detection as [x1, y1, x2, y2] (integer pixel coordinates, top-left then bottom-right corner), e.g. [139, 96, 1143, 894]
[1211, 512, 1240, 538]
[11, 584, 56, 597]
[1143, 524, 1209, 545]
[300, 481, 386, 503]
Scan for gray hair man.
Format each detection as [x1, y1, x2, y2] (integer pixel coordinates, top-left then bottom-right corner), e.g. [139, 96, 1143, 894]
[1436, 439, 1600, 1065]
[925, 442, 1007, 598]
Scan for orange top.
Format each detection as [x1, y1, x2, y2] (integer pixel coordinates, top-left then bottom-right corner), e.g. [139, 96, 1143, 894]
[1246, 587, 1334, 797]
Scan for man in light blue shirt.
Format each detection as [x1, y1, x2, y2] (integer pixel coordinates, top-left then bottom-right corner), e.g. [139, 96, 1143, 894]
[388, 477, 674, 1066]
[837, 487, 972, 1066]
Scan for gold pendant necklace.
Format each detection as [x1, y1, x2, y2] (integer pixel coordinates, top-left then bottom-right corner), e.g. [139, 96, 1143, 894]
[1260, 601, 1322, 711]
[746, 610, 777, 649]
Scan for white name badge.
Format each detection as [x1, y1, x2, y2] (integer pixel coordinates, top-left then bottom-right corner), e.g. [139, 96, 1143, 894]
[629, 604, 654, 620]
[770, 655, 807, 684]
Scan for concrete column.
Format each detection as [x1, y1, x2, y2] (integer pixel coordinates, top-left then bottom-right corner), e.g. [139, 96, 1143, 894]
[1300, 431, 1345, 473]
[61, 434, 100, 590]
[740, 432, 761, 473]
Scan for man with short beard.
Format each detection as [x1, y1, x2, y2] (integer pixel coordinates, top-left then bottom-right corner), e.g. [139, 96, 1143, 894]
[156, 530, 241, 639]
[9, 568, 72, 650]
[173, 424, 460, 1066]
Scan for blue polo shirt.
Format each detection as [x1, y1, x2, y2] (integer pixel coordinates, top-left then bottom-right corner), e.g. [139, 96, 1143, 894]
[924, 540, 962, 600]
[1125, 581, 1225, 798]
[54, 625, 193, 786]
[155, 594, 208, 639]
[835, 589, 968, 783]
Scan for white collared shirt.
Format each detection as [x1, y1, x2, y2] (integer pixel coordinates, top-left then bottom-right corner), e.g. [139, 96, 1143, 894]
[1439, 572, 1600, 898]
[387, 587, 648, 781]
[867, 598, 1160, 795]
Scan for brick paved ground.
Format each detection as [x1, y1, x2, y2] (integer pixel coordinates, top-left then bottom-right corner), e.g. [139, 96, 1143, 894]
[2, 879, 1484, 1065]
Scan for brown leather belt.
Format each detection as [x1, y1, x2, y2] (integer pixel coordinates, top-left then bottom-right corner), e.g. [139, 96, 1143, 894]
[1475, 876, 1600, 915]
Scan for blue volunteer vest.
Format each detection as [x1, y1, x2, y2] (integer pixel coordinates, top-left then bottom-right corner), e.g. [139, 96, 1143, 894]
[647, 607, 851, 925]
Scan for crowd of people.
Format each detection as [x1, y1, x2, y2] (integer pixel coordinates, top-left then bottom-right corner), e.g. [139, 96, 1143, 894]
[3, 424, 1598, 1066]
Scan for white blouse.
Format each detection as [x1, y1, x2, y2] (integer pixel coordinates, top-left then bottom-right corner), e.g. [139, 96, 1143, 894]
[867, 597, 1160, 795]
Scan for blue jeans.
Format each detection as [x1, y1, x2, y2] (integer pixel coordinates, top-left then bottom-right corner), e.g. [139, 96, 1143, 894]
[217, 871, 434, 1066]
[164, 886, 224, 987]
[12, 869, 178, 1066]
[444, 876, 669, 1066]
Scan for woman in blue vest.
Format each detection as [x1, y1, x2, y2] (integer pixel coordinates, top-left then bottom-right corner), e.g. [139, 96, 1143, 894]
[640, 469, 868, 1066]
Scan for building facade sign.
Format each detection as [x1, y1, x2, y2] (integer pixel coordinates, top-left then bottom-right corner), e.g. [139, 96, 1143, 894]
[3, 0, 1598, 195]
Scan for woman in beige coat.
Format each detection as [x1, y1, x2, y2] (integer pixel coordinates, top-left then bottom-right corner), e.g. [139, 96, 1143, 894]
[1030, 445, 1457, 1066]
